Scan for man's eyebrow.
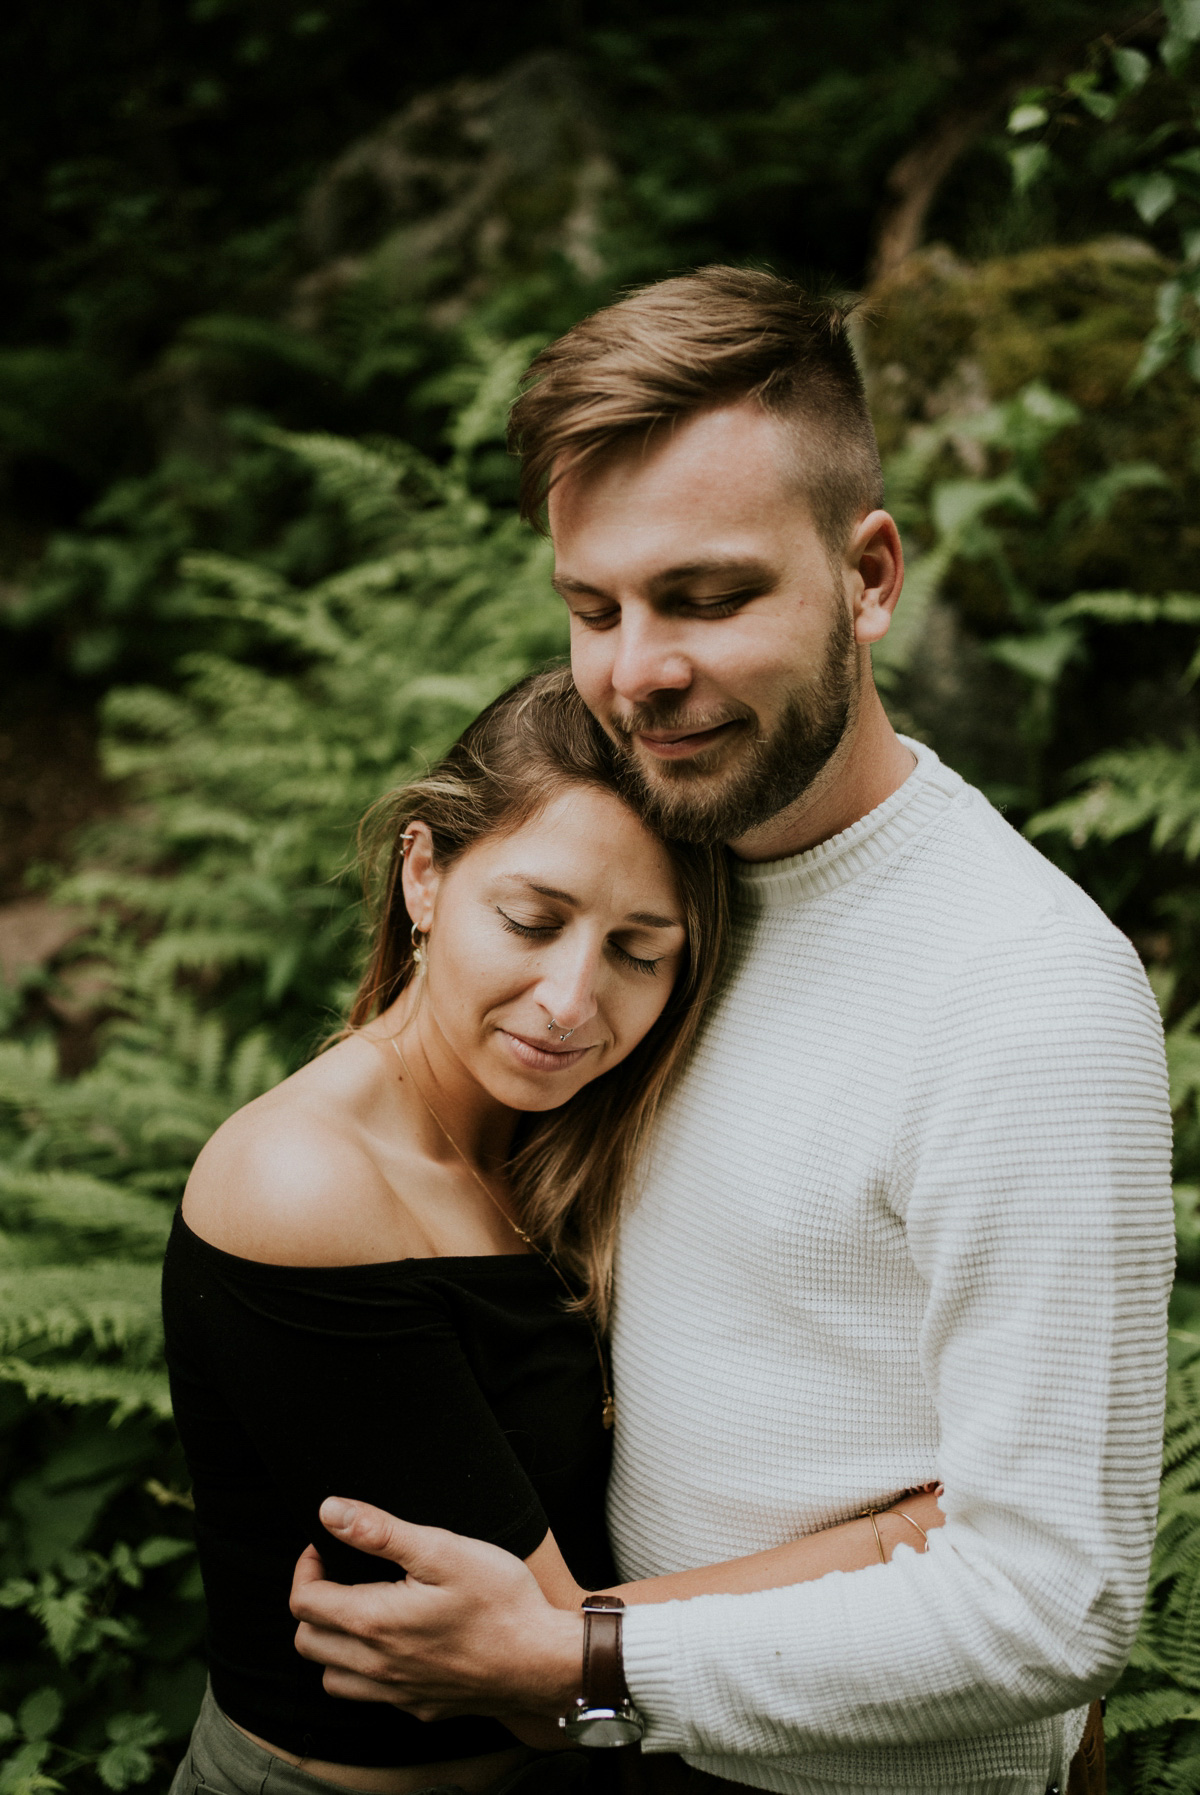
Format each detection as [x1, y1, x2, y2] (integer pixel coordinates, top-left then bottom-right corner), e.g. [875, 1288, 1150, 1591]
[647, 558, 775, 592]
[550, 575, 606, 600]
[551, 559, 775, 602]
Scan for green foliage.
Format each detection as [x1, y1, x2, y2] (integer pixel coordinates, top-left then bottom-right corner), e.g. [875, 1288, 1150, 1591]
[1100, 1358, 1200, 1791]
[865, 47, 1200, 1780]
[0, 346, 564, 1787]
[6, 6, 1200, 1789]
[1004, 7, 1200, 388]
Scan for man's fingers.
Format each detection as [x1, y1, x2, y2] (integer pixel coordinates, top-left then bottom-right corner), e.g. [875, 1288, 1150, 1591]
[298, 1632, 466, 1721]
[292, 1543, 326, 1589]
[318, 1496, 460, 1580]
[319, 1666, 406, 1706]
[295, 1617, 394, 1679]
[320, 1666, 472, 1722]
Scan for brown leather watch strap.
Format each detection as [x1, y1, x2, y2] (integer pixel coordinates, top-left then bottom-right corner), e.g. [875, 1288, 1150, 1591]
[581, 1595, 629, 1710]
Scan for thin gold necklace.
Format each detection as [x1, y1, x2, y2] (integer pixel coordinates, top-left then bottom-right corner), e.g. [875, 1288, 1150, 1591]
[389, 1032, 615, 1430]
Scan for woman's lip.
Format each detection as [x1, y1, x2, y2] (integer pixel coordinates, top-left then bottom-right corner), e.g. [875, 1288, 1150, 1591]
[500, 1030, 593, 1073]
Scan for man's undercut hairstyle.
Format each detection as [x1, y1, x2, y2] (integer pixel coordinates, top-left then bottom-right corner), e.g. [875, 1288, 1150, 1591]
[509, 265, 883, 554]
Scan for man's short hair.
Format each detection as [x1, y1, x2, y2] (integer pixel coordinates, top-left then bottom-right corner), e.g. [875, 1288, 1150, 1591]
[508, 264, 884, 554]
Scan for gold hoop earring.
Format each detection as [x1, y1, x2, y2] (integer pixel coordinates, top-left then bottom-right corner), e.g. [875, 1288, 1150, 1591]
[410, 920, 427, 971]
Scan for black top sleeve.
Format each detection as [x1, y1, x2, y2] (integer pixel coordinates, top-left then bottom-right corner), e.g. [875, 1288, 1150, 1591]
[171, 1240, 551, 1585]
[163, 1211, 613, 1765]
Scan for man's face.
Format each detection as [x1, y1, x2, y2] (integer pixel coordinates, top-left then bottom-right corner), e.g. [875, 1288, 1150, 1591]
[549, 402, 861, 848]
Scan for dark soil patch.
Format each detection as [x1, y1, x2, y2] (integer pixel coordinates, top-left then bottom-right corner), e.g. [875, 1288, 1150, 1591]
[0, 676, 120, 902]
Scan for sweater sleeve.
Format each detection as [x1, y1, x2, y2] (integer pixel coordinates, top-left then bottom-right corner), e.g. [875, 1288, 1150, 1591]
[620, 917, 1175, 1758]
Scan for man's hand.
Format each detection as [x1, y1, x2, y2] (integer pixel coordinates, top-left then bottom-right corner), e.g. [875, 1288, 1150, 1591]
[290, 1498, 584, 1722]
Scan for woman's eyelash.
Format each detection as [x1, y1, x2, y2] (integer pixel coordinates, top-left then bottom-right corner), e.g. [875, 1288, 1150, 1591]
[496, 909, 557, 939]
[497, 908, 662, 974]
[610, 943, 662, 976]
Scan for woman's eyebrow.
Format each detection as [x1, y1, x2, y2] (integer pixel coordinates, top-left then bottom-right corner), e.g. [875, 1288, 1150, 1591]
[495, 877, 680, 931]
[496, 876, 580, 906]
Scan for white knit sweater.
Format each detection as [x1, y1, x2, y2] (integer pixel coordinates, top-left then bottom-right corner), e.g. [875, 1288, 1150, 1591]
[609, 742, 1174, 1795]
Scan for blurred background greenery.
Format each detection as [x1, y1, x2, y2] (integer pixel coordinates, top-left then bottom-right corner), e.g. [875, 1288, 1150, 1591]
[2, 3, 1200, 1790]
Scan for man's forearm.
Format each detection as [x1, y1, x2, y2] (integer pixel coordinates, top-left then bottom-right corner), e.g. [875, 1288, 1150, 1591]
[513, 1605, 585, 1718]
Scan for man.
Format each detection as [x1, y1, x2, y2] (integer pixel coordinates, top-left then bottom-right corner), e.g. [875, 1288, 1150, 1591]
[289, 268, 1174, 1795]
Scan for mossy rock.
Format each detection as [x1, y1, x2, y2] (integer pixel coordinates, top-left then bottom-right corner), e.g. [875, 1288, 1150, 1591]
[862, 238, 1200, 602]
[864, 240, 1172, 440]
[860, 240, 1200, 805]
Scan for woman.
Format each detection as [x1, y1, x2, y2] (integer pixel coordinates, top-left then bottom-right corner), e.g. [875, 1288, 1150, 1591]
[164, 666, 942, 1795]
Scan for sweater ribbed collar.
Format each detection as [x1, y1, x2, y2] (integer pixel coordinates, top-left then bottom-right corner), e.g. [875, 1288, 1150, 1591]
[735, 738, 964, 907]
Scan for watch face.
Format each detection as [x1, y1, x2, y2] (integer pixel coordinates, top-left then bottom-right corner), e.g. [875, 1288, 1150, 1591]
[562, 1710, 644, 1747]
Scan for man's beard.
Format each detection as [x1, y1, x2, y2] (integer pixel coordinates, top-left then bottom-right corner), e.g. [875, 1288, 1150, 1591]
[609, 600, 856, 848]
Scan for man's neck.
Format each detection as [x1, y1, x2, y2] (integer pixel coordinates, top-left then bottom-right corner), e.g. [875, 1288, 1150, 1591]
[730, 686, 917, 864]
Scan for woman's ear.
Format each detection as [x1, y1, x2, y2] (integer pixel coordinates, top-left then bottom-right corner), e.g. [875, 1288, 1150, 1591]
[400, 822, 439, 936]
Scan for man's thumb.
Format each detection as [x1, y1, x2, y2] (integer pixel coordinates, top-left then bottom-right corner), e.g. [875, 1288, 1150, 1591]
[319, 1496, 443, 1577]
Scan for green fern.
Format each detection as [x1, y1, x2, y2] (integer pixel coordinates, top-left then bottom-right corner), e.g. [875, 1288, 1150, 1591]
[1029, 742, 1200, 859]
[0, 1265, 161, 1359]
[0, 1174, 170, 1259]
[1106, 1688, 1200, 1738]
[0, 1362, 171, 1425]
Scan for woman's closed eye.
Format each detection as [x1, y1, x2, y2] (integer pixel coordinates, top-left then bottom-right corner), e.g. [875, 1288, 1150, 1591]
[609, 940, 664, 976]
[496, 908, 560, 940]
[497, 908, 665, 975]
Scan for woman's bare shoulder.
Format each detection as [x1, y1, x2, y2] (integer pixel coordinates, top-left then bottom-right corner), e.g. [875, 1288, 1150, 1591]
[182, 1037, 420, 1267]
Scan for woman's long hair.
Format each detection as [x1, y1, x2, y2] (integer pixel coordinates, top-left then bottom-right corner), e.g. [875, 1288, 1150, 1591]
[347, 664, 733, 1325]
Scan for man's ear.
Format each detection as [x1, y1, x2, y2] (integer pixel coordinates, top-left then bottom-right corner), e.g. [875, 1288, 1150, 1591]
[400, 822, 440, 936]
[847, 510, 904, 647]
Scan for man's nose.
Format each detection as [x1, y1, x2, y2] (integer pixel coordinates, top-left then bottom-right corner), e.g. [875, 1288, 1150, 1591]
[610, 611, 692, 704]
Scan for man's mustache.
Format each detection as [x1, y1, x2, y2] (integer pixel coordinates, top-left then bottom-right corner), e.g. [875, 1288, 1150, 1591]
[609, 704, 755, 740]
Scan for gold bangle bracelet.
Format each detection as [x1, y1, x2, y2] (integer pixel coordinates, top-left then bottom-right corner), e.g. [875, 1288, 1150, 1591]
[895, 1510, 928, 1547]
[862, 1509, 886, 1563]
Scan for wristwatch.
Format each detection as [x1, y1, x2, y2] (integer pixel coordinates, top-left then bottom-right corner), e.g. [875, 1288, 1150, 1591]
[557, 1594, 645, 1746]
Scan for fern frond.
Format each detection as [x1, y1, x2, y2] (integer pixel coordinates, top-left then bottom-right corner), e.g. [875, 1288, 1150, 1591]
[0, 1265, 162, 1357]
[0, 1358, 171, 1423]
[1105, 1686, 1200, 1737]
[1047, 591, 1200, 627]
[1157, 1554, 1200, 1688]
[257, 428, 421, 547]
[0, 1172, 170, 1256]
[1028, 740, 1200, 857]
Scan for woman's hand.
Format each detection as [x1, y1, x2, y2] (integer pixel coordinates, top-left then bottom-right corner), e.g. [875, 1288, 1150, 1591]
[874, 1484, 944, 1559]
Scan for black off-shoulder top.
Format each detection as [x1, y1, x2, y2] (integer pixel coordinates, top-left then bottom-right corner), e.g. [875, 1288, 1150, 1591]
[162, 1209, 615, 1767]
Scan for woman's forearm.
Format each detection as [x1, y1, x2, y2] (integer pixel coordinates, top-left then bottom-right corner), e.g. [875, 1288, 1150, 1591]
[607, 1487, 943, 1605]
[509, 1490, 944, 1735]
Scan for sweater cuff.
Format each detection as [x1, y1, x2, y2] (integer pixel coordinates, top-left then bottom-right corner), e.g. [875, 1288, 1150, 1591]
[622, 1601, 693, 1752]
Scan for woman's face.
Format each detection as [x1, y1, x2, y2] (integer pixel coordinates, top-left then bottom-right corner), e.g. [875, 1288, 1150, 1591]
[402, 785, 687, 1112]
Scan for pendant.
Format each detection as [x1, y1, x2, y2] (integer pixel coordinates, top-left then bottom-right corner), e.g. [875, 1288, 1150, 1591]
[602, 1396, 616, 1430]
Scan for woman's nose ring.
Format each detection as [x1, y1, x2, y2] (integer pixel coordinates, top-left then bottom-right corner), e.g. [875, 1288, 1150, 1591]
[547, 1018, 575, 1042]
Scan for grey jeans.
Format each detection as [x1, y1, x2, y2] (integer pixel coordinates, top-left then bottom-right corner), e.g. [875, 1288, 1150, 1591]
[168, 1684, 597, 1795]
